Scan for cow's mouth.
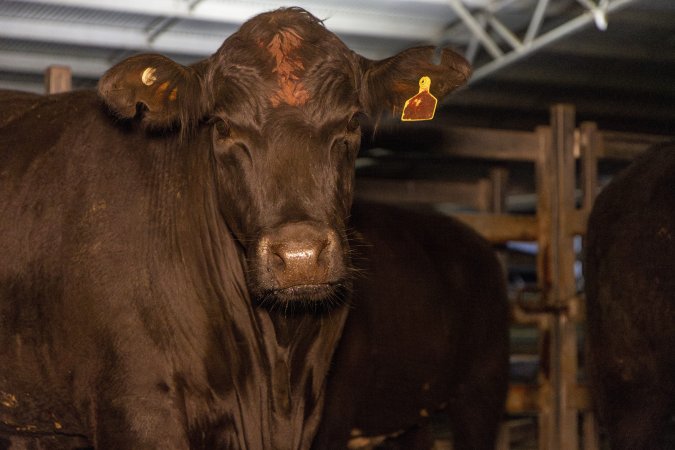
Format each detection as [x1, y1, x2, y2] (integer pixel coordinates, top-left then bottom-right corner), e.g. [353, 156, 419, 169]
[275, 283, 338, 301]
[255, 282, 349, 311]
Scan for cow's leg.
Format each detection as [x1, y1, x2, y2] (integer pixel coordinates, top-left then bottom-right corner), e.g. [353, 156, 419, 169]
[94, 388, 190, 450]
[93, 359, 190, 450]
[95, 396, 189, 450]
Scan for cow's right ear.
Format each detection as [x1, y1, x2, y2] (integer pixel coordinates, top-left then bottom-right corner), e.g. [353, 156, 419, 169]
[359, 46, 471, 120]
[98, 54, 207, 130]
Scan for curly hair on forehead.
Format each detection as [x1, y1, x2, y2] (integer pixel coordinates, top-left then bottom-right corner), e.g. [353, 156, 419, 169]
[217, 8, 355, 109]
[243, 7, 326, 33]
[265, 27, 309, 107]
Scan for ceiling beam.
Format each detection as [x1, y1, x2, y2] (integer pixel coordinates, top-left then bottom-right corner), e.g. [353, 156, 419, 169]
[0, 16, 407, 65]
[468, 0, 638, 82]
[0, 16, 227, 56]
[12, 0, 453, 41]
[0, 77, 43, 93]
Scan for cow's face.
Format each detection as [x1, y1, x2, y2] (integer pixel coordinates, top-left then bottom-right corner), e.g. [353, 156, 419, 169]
[98, 8, 471, 308]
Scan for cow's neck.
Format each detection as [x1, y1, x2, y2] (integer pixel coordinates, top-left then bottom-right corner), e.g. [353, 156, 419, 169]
[254, 306, 349, 449]
[172, 141, 348, 449]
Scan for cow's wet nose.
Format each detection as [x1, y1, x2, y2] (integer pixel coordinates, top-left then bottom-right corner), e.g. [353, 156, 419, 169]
[259, 222, 342, 290]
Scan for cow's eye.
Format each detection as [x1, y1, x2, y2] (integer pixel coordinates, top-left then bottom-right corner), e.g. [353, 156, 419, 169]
[214, 119, 231, 139]
[347, 113, 363, 132]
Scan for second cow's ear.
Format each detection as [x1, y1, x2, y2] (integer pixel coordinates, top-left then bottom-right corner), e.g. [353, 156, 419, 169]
[98, 54, 207, 131]
[359, 46, 471, 119]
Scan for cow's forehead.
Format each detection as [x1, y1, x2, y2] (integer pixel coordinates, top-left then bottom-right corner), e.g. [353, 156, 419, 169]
[207, 8, 359, 124]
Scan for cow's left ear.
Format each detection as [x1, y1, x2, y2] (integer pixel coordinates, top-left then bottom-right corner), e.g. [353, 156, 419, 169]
[359, 46, 471, 119]
[98, 54, 207, 130]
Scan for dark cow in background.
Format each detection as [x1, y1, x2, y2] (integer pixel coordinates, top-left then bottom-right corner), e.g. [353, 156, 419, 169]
[314, 202, 509, 450]
[0, 7, 471, 449]
[585, 142, 675, 450]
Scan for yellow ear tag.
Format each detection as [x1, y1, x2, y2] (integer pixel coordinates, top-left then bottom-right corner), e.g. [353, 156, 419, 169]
[401, 76, 437, 121]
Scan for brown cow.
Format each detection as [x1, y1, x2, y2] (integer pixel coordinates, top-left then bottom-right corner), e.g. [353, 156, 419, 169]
[0, 7, 470, 450]
[314, 202, 509, 450]
[585, 142, 675, 450]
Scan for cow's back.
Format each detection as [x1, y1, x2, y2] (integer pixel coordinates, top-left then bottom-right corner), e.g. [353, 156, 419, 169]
[584, 142, 675, 449]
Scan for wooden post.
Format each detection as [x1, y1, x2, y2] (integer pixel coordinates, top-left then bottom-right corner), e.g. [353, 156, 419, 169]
[534, 125, 554, 450]
[44, 65, 72, 94]
[579, 122, 600, 215]
[535, 104, 579, 450]
[489, 166, 509, 214]
[578, 121, 601, 450]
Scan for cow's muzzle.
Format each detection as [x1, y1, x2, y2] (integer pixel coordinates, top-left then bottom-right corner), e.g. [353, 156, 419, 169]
[253, 221, 346, 304]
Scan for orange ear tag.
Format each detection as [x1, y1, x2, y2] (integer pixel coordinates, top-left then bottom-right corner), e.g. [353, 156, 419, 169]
[401, 76, 437, 121]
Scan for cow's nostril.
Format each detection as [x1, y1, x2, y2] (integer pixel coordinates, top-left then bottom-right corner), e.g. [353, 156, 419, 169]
[271, 250, 286, 272]
[316, 240, 330, 264]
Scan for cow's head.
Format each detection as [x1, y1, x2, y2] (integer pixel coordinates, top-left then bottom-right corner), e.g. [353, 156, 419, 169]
[98, 8, 470, 309]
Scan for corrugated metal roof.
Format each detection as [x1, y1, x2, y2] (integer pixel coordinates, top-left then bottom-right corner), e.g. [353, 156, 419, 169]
[0, 0, 672, 133]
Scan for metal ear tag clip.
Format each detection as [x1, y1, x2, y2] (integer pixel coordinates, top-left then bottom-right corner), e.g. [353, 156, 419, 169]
[401, 76, 437, 121]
